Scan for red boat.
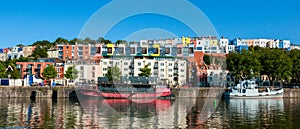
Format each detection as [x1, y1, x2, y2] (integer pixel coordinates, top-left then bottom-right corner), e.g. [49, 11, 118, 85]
[79, 84, 172, 99]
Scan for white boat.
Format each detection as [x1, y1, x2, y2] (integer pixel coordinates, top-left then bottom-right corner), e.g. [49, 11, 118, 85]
[223, 79, 284, 99]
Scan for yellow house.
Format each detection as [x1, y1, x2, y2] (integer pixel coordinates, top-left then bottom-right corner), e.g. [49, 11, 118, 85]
[107, 44, 114, 55]
[151, 44, 160, 57]
[209, 38, 218, 47]
[182, 36, 191, 47]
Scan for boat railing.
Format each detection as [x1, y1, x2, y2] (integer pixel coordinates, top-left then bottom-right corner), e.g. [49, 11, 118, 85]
[99, 87, 155, 92]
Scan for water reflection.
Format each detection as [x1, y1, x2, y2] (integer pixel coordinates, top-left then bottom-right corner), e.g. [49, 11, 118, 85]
[202, 99, 298, 129]
[1, 98, 300, 128]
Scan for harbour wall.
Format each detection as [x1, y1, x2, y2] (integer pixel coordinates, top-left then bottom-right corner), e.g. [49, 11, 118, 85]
[0, 86, 75, 98]
[0, 86, 300, 98]
[174, 88, 300, 98]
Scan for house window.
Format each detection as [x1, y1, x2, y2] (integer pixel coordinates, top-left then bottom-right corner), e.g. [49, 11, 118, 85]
[92, 72, 95, 78]
[103, 62, 107, 65]
[103, 68, 107, 71]
[138, 62, 141, 66]
[177, 48, 182, 54]
[160, 63, 164, 66]
[92, 66, 95, 70]
[168, 63, 172, 66]
[181, 63, 184, 67]
[160, 69, 164, 72]
[124, 62, 128, 65]
[169, 75, 172, 77]
[168, 69, 172, 72]
[80, 66, 84, 70]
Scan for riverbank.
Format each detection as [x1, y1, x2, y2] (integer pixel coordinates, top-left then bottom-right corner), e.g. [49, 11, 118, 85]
[1, 86, 300, 98]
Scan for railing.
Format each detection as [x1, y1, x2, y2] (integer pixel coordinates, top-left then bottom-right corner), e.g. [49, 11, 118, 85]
[99, 87, 155, 92]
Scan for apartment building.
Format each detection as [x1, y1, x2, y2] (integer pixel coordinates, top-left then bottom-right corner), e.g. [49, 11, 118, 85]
[0, 48, 8, 61]
[64, 60, 100, 84]
[16, 58, 65, 85]
[22, 46, 36, 57]
[47, 48, 59, 58]
[99, 57, 188, 85]
[7, 47, 24, 60]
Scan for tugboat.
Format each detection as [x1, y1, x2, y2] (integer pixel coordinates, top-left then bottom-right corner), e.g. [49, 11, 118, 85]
[79, 77, 172, 99]
[223, 79, 284, 99]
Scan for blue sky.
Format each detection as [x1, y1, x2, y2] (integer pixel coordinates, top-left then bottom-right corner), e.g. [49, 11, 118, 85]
[0, 0, 299, 47]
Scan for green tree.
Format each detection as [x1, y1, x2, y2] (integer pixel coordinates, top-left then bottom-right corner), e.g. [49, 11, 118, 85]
[30, 46, 48, 58]
[227, 47, 292, 85]
[203, 55, 211, 65]
[16, 44, 24, 47]
[0, 63, 6, 78]
[42, 65, 57, 85]
[289, 50, 300, 83]
[139, 64, 152, 77]
[226, 49, 261, 82]
[97, 37, 112, 44]
[105, 66, 121, 82]
[54, 37, 69, 45]
[31, 40, 53, 48]
[64, 65, 79, 82]
[6, 67, 21, 79]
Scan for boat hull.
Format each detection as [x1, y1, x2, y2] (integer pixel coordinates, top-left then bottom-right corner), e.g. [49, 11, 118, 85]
[79, 89, 172, 99]
[223, 89, 284, 99]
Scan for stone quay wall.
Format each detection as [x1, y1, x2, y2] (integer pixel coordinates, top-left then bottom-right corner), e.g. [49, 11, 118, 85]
[0, 86, 75, 98]
[0, 86, 300, 98]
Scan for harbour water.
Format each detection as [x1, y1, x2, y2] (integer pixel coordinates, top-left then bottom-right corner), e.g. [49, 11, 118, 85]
[0, 98, 299, 129]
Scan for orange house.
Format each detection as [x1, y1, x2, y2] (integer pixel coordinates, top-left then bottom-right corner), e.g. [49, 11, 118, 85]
[16, 58, 64, 80]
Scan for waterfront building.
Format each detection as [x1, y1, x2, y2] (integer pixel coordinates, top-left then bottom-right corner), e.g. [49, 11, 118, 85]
[230, 38, 290, 50]
[266, 40, 280, 48]
[22, 46, 36, 57]
[0, 48, 8, 61]
[7, 46, 24, 60]
[227, 45, 236, 53]
[98, 56, 188, 85]
[16, 58, 65, 85]
[0, 53, 7, 61]
[290, 44, 300, 50]
[77, 44, 94, 60]
[94, 44, 103, 62]
[181, 36, 191, 47]
[56, 43, 97, 61]
[64, 60, 100, 85]
[236, 45, 249, 52]
[279, 40, 291, 49]
[57, 44, 77, 61]
[47, 48, 59, 58]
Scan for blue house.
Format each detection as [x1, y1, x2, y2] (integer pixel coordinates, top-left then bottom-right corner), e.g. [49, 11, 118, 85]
[236, 45, 249, 52]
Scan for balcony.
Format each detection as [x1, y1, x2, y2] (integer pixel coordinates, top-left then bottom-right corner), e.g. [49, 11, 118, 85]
[174, 64, 178, 69]
[174, 70, 178, 74]
[129, 64, 134, 68]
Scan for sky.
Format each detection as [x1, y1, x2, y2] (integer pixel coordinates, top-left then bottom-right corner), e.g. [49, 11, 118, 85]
[0, 0, 299, 47]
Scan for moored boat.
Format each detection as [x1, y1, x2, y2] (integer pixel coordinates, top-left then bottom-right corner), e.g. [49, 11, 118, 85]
[223, 79, 284, 99]
[79, 77, 172, 99]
